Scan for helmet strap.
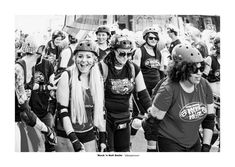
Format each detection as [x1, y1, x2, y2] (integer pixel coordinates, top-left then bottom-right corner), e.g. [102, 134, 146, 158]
[114, 55, 124, 68]
[146, 40, 156, 48]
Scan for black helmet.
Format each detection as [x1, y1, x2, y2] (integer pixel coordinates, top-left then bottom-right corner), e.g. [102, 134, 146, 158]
[95, 25, 111, 36]
[74, 39, 98, 57]
[68, 34, 78, 44]
[110, 34, 134, 50]
[52, 30, 66, 41]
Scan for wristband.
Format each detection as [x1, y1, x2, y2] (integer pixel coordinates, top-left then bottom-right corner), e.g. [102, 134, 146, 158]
[99, 132, 107, 144]
[68, 132, 82, 152]
[201, 144, 211, 152]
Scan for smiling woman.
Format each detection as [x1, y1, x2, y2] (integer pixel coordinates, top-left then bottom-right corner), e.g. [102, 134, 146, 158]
[100, 33, 152, 152]
[145, 43, 215, 152]
[55, 39, 106, 152]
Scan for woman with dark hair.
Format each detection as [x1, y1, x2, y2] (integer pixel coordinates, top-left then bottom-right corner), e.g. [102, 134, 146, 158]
[100, 34, 152, 152]
[132, 27, 164, 152]
[142, 43, 215, 152]
[45, 30, 66, 71]
[95, 25, 111, 61]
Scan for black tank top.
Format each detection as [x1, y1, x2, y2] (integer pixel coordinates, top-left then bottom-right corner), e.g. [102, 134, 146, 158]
[29, 59, 54, 118]
[207, 55, 220, 83]
[168, 39, 181, 54]
[140, 45, 161, 93]
[104, 62, 139, 117]
[98, 47, 110, 61]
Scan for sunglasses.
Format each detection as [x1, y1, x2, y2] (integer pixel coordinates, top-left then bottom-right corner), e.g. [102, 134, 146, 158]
[191, 63, 205, 74]
[148, 36, 158, 40]
[118, 51, 133, 57]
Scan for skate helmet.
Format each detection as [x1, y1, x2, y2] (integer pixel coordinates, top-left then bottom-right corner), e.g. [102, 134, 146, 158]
[167, 24, 179, 35]
[171, 43, 203, 63]
[21, 35, 38, 54]
[68, 34, 78, 44]
[74, 39, 98, 57]
[142, 27, 159, 41]
[52, 30, 66, 41]
[110, 34, 134, 50]
[95, 25, 111, 36]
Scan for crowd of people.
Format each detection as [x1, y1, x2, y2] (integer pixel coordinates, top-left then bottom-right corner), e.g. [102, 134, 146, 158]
[15, 22, 220, 152]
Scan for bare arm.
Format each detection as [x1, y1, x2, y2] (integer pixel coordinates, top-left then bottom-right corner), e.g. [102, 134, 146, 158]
[135, 70, 147, 92]
[59, 48, 71, 68]
[203, 56, 212, 75]
[132, 48, 142, 67]
[15, 64, 28, 104]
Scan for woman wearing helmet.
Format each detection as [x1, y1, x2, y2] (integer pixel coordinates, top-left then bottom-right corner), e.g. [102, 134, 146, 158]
[101, 34, 152, 152]
[166, 24, 181, 54]
[95, 25, 111, 61]
[55, 39, 106, 152]
[133, 27, 163, 101]
[15, 35, 57, 152]
[132, 27, 163, 151]
[45, 30, 66, 71]
[55, 33, 78, 81]
[143, 44, 215, 152]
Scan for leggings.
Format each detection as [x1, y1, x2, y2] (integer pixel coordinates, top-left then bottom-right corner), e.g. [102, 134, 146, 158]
[158, 136, 201, 152]
[106, 114, 131, 152]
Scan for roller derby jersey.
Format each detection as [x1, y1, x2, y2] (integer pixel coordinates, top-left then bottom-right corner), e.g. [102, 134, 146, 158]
[153, 78, 213, 147]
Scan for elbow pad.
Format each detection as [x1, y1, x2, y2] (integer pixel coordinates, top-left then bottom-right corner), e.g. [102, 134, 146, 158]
[202, 114, 215, 131]
[141, 114, 161, 141]
[57, 103, 69, 120]
[137, 89, 152, 112]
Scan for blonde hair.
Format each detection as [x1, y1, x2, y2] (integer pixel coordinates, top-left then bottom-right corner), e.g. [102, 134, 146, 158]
[70, 63, 105, 130]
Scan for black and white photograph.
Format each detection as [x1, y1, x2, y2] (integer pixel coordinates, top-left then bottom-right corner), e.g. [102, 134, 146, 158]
[1, 0, 235, 167]
[14, 14, 220, 153]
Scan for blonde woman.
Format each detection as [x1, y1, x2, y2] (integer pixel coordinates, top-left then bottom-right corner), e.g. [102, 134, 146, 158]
[55, 39, 106, 152]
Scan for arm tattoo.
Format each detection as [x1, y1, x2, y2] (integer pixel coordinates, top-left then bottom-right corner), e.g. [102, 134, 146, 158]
[15, 64, 27, 104]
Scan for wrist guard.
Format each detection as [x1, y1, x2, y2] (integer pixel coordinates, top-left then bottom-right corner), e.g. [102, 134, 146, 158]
[42, 126, 57, 146]
[68, 132, 83, 152]
[137, 89, 152, 113]
[141, 114, 161, 141]
[98, 132, 107, 152]
[99, 132, 107, 144]
[201, 144, 211, 152]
